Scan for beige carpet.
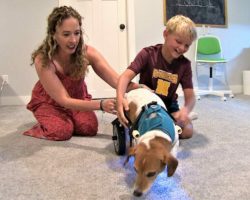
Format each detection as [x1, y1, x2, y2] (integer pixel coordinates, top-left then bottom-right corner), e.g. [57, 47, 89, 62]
[1, 94, 250, 200]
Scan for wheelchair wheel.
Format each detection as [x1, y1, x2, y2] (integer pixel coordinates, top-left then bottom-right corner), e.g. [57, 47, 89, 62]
[112, 119, 126, 155]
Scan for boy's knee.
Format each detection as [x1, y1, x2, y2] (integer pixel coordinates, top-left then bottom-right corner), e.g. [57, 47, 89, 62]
[179, 122, 193, 139]
[179, 129, 193, 139]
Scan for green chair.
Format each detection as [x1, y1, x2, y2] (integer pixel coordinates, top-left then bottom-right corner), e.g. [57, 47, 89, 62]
[195, 35, 234, 101]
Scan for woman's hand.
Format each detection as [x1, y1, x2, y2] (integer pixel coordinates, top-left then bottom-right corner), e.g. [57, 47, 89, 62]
[100, 99, 117, 114]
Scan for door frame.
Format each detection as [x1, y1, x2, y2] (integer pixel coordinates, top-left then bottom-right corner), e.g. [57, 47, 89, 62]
[58, 0, 136, 63]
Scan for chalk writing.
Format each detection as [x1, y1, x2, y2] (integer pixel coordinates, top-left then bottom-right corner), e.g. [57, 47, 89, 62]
[164, 0, 227, 27]
[176, 0, 215, 8]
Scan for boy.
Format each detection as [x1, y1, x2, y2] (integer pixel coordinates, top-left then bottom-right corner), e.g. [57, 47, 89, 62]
[116, 15, 197, 139]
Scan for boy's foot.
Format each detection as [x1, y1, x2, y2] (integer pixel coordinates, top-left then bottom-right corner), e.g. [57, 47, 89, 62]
[189, 112, 198, 121]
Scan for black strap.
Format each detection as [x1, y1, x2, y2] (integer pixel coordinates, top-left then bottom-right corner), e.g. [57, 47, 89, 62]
[130, 101, 157, 131]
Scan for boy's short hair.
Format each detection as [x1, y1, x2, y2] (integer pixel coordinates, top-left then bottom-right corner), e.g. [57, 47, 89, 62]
[166, 15, 197, 41]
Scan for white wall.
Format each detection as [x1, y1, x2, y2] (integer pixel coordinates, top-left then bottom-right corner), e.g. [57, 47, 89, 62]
[0, 0, 58, 105]
[133, 0, 250, 93]
[0, 0, 250, 105]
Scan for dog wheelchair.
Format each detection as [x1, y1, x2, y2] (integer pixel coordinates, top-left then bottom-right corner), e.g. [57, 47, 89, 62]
[111, 102, 160, 155]
[111, 118, 129, 155]
[112, 115, 141, 155]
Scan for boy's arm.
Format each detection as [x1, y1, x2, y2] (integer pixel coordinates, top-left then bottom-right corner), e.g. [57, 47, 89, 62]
[116, 69, 137, 127]
[172, 88, 196, 125]
[183, 88, 196, 113]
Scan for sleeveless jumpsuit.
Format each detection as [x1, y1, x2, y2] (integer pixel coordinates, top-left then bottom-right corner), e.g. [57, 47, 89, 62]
[23, 63, 98, 141]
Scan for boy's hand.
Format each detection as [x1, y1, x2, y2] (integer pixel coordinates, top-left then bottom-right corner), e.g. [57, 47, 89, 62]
[172, 107, 189, 127]
[117, 98, 129, 128]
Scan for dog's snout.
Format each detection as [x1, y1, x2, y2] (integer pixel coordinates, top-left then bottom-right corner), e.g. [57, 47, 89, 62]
[133, 190, 143, 197]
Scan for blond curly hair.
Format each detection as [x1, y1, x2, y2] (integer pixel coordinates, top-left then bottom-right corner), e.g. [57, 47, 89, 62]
[31, 6, 88, 79]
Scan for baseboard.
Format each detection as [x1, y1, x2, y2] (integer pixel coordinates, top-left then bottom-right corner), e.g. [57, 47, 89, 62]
[229, 85, 242, 94]
[178, 84, 242, 97]
[0, 95, 30, 106]
[0, 85, 244, 106]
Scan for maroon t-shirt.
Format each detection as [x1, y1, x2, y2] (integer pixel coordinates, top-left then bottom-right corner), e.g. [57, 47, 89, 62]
[128, 44, 193, 108]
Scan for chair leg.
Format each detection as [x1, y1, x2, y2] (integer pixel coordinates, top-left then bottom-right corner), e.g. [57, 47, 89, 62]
[195, 64, 234, 101]
[223, 66, 234, 98]
[208, 67, 213, 91]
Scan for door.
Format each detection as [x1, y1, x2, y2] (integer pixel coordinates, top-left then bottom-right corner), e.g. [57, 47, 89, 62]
[59, 0, 128, 98]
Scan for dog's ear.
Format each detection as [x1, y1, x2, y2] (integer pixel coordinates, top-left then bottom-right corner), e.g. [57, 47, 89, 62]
[162, 154, 178, 177]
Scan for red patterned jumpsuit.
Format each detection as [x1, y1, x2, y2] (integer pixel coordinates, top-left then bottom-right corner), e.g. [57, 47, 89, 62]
[23, 65, 98, 141]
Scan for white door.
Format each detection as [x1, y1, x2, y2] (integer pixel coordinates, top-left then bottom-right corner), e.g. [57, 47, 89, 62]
[59, 0, 128, 98]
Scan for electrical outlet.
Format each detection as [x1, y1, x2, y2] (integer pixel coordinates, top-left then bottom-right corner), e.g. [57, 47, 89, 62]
[0, 75, 8, 84]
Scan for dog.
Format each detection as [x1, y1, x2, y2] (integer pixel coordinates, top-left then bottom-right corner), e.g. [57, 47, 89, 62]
[124, 88, 181, 197]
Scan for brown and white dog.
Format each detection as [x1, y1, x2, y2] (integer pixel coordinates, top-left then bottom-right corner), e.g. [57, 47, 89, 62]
[124, 88, 181, 197]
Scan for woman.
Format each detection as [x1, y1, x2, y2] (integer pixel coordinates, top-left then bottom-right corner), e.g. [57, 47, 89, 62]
[24, 6, 123, 140]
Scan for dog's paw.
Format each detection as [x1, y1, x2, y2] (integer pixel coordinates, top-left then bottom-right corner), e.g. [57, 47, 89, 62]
[189, 111, 198, 121]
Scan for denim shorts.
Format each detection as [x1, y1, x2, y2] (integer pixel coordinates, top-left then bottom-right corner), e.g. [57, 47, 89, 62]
[167, 101, 180, 113]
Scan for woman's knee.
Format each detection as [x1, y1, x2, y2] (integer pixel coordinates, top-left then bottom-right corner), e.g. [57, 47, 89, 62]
[74, 112, 98, 136]
[33, 106, 74, 141]
[45, 119, 74, 141]
[81, 123, 98, 136]
[75, 120, 98, 136]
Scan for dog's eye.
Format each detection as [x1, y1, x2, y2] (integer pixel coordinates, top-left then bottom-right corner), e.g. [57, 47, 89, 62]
[146, 172, 156, 177]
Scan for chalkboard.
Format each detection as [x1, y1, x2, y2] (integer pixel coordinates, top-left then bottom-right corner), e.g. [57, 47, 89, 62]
[164, 0, 227, 27]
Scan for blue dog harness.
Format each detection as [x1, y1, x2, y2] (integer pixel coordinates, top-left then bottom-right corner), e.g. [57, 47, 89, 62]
[134, 102, 176, 142]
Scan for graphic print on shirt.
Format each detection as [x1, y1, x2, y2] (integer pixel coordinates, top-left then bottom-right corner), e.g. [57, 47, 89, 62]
[152, 69, 178, 96]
